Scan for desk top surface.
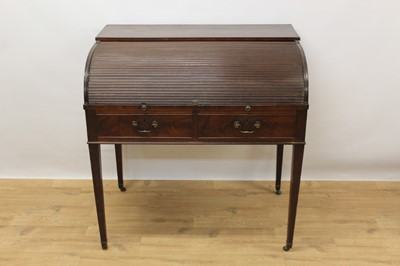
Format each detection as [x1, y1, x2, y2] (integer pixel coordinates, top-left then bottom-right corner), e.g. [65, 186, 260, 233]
[96, 24, 300, 42]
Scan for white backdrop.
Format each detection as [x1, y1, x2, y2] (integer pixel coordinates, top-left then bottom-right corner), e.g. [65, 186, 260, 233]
[1, 1, 399, 181]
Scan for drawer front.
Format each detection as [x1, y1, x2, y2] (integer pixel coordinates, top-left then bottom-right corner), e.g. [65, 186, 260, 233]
[97, 115, 193, 138]
[197, 115, 296, 139]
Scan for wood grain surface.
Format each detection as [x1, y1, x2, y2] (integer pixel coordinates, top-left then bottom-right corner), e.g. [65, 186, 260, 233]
[0, 179, 399, 265]
[96, 24, 300, 41]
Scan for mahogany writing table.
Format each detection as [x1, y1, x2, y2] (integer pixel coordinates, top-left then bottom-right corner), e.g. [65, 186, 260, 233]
[84, 25, 308, 251]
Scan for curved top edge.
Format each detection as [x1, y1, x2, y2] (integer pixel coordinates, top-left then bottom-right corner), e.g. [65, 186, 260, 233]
[296, 41, 309, 105]
[83, 42, 98, 103]
[95, 24, 300, 42]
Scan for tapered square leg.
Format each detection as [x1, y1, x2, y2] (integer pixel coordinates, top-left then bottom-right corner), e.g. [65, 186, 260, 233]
[283, 144, 304, 251]
[88, 144, 108, 249]
[115, 144, 126, 191]
[275, 144, 284, 195]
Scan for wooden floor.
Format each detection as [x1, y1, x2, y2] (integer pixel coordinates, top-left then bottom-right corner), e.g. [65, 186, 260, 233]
[0, 179, 399, 265]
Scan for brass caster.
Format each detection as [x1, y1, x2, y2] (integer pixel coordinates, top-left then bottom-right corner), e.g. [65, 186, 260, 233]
[283, 243, 292, 252]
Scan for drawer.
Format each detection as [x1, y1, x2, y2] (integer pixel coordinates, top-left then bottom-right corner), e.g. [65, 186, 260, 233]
[197, 115, 296, 139]
[97, 115, 193, 138]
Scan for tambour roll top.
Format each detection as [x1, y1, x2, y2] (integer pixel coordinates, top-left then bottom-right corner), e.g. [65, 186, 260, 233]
[84, 25, 308, 106]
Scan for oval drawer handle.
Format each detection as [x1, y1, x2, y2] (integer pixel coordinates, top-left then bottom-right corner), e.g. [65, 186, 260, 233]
[132, 120, 158, 133]
[233, 120, 261, 134]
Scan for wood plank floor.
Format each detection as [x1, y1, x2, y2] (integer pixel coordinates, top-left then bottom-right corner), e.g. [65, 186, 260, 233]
[0, 179, 399, 265]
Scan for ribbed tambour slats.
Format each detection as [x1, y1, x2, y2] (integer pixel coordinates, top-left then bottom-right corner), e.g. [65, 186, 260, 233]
[87, 41, 305, 105]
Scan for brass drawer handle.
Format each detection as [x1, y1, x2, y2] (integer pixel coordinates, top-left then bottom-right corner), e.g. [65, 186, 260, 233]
[132, 120, 158, 133]
[233, 120, 261, 134]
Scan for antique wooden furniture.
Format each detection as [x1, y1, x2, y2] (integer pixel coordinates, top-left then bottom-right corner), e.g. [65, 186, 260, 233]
[84, 25, 308, 251]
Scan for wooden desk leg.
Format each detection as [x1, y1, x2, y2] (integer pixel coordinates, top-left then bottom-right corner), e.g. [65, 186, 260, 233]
[115, 144, 126, 192]
[275, 144, 284, 195]
[283, 144, 304, 251]
[88, 144, 108, 250]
